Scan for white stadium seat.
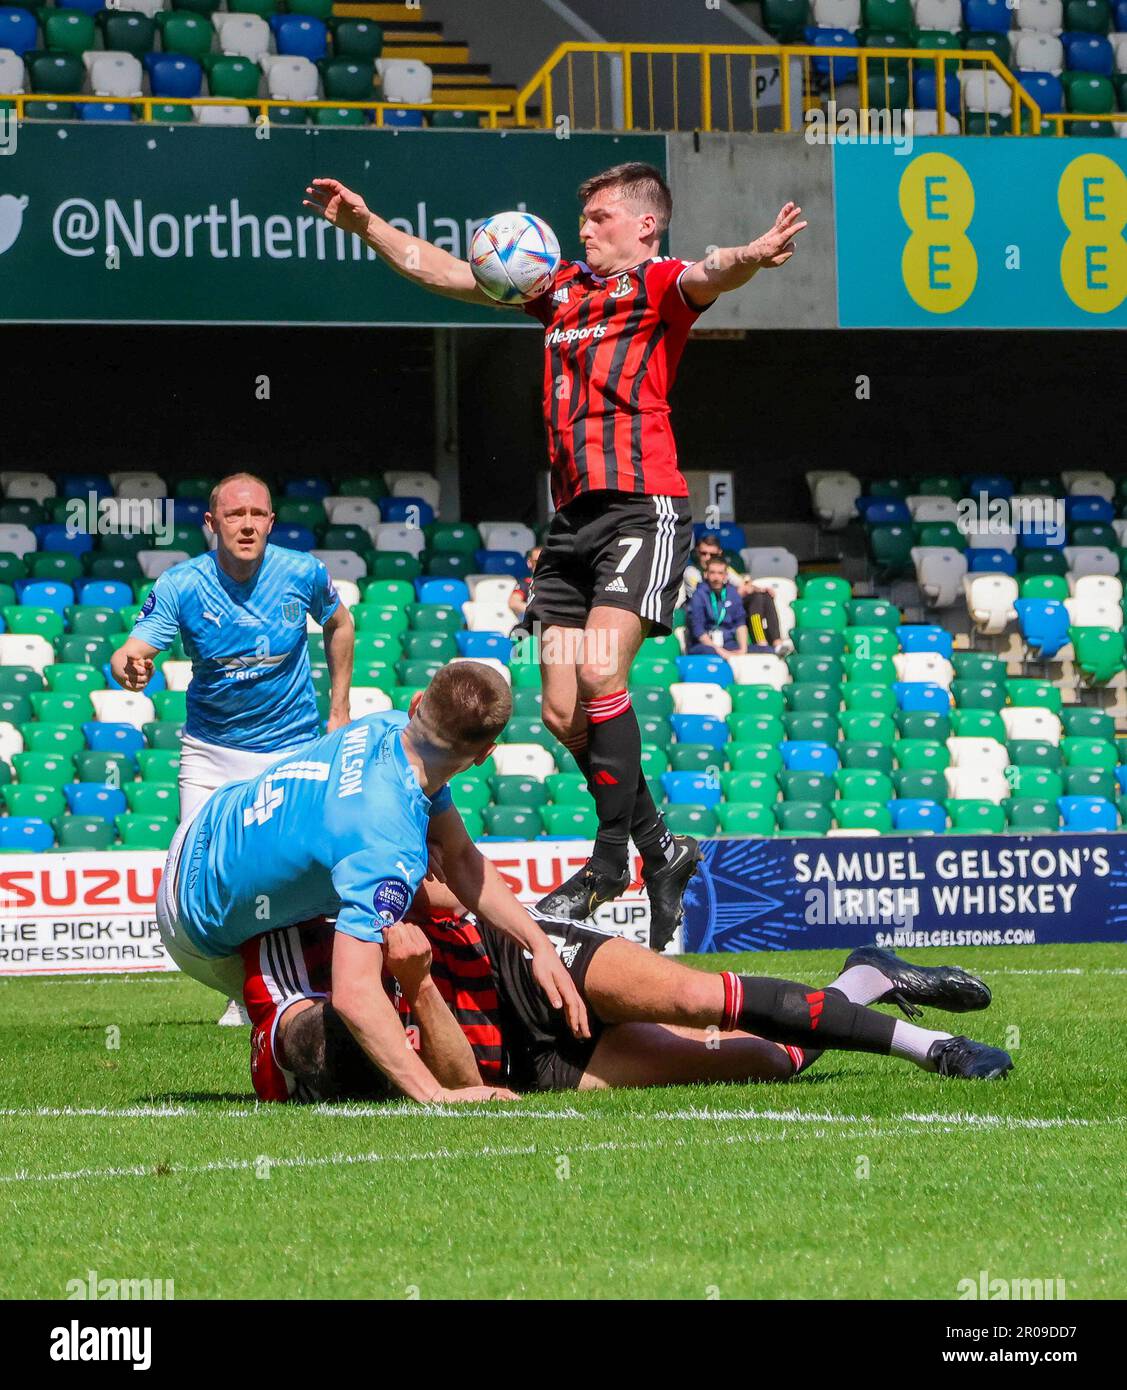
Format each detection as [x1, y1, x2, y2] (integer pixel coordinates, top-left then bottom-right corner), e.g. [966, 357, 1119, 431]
[773, 601, 795, 642]
[946, 737, 1009, 772]
[161, 661, 193, 692]
[957, 69, 1012, 114]
[0, 524, 37, 556]
[944, 766, 1011, 803]
[914, 0, 964, 30]
[754, 576, 798, 607]
[1071, 573, 1123, 605]
[727, 653, 790, 689]
[911, 546, 967, 607]
[311, 550, 367, 585]
[492, 744, 555, 780]
[1013, 30, 1064, 73]
[480, 522, 536, 555]
[907, 495, 959, 524]
[87, 52, 143, 98]
[374, 522, 425, 557]
[1012, 0, 1064, 32]
[0, 634, 54, 673]
[466, 575, 517, 604]
[265, 56, 319, 103]
[669, 683, 733, 719]
[194, 104, 253, 125]
[893, 652, 954, 687]
[1062, 470, 1114, 500]
[376, 57, 432, 104]
[806, 470, 861, 531]
[331, 579, 361, 610]
[967, 527, 1017, 552]
[138, 549, 189, 579]
[91, 689, 155, 729]
[1112, 33, 1127, 74]
[449, 655, 511, 685]
[2, 473, 55, 501]
[1065, 546, 1119, 578]
[461, 601, 517, 635]
[349, 687, 393, 719]
[1000, 707, 1062, 745]
[214, 14, 271, 62]
[1065, 594, 1124, 630]
[115, 0, 167, 18]
[741, 547, 798, 581]
[965, 574, 1018, 636]
[813, 0, 861, 26]
[0, 721, 24, 767]
[0, 49, 25, 95]
[387, 472, 441, 511]
[904, 109, 960, 137]
[323, 496, 381, 529]
[1112, 519, 1127, 548]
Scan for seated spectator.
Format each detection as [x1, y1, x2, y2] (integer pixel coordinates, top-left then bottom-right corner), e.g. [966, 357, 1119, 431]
[686, 556, 748, 659]
[682, 532, 725, 594]
[509, 545, 542, 623]
[742, 580, 789, 656]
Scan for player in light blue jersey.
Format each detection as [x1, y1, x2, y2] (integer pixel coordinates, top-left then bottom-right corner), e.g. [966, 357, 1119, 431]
[156, 663, 588, 1104]
[113, 472, 355, 1024]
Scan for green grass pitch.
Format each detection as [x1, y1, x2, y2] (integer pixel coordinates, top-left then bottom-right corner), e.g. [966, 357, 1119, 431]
[2, 942, 1125, 1301]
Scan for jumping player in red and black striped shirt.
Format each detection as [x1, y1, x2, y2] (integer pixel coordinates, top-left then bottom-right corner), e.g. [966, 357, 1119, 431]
[304, 166, 806, 949]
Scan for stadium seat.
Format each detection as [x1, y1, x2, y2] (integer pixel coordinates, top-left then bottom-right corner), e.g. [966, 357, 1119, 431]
[0, 817, 54, 852]
[774, 801, 833, 835]
[483, 806, 542, 840]
[715, 803, 775, 836]
[1059, 795, 1118, 831]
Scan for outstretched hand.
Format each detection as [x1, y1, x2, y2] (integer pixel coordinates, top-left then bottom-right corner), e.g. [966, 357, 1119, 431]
[748, 202, 808, 269]
[303, 178, 371, 238]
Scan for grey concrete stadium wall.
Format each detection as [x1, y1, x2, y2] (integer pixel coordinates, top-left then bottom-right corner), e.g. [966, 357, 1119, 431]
[666, 134, 837, 330]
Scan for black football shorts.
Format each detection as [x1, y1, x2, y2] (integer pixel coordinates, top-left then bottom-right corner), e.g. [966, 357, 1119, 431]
[525, 490, 694, 638]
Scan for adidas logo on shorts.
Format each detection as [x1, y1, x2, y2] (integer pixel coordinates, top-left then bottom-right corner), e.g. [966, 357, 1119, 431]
[603, 576, 629, 594]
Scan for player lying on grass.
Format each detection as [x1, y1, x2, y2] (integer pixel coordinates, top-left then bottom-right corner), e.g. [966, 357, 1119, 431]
[156, 662, 592, 1105]
[242, 878, 1011, 1103]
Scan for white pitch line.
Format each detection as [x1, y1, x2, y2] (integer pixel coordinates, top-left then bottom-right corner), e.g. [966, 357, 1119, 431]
[980, 967, 1127, 977]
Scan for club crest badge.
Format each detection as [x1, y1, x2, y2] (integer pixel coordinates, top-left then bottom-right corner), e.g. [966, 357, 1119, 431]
[281, 600, 302, 625]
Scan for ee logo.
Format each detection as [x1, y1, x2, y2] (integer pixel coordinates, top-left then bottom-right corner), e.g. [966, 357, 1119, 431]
[1058, 154, 1127, 314]
[898, 153, 977, 313]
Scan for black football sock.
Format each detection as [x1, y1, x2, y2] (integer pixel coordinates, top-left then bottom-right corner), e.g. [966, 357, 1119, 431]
[723, 973, 898, 1055]
[562, 733, 672, 875]
[581, 689, 641, 878]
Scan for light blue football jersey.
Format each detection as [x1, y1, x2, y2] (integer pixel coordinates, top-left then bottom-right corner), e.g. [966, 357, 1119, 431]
[131, 544, 339, 753]
[173, 711, 454, 958]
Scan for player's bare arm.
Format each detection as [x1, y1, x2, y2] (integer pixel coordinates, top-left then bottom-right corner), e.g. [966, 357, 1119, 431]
[331, 931, 513, 1102]
[383, 920, 487, 1090]
[303, 178, 507, 309]
[680, 202, 808, 307]
[321, 602, 355, 734]
[110, 635, 160, 693]
[428, 805, 591, 1040]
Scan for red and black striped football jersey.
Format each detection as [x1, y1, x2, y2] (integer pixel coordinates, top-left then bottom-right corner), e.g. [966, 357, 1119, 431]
[524, 256, 708, 510]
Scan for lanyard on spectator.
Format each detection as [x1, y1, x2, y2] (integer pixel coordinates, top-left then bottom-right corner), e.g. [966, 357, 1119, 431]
[709, 589, 725, 625]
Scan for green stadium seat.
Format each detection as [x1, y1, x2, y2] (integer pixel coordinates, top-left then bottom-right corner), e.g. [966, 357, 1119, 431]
[669, 744, 718, 773]
[1006, 679, 1062, 712]
[715, 803, 775, 836]
[788, 654, 844, 685]
[727, 744, 784, 775]
[1063, 768, 1117, 799]
[839, 711, 897, 745]
[947, 800, 1006, 833]
[839, 742, 895, 774]
[916, 522, 966, 551]
[720, 771, 778, 804]
[362, 579, 414, 606]
[792, 600, 847, 632]
[75, 751, 135, 785]
[893, 738, 950, 770]
[663, 804, 717, 837]
[365, 552, 419, 583]
[783, 713, 840, 744]
[794, 630, 847, 658]
[896, 711, 950, 742]
[391, 687, 423, 712]
[841, 684, 897, 715]
[3, 607, 63, 640]
[484, 806, 542, 838]
[448, 775, 491, 815]
[638, 634, 681, 659]
[333, 18, 384, 60]
[99, 11, 157, 57]
[915, 29, 962, 50]
[951, 681, 1005, 712]
[760, 0, 810, 41]
[1007, 739, 1061, 770]
[845, 626, 899, 658]
[950, 652, 1005, 682]
[639, 744, 669, 778]
[44, 9, 97, 55]
[893, 768, 947, 800]
[542, 805, 599, 838]
[511, 688, 542, 719]
[1064, 73, 1117, 115]
[774, 801, 832, 836]
[54, 817, 117, 851]
[28, 552, 83, 583]
[633, 686, 675, 720]
[1019, 550, 1068, 577]
[0, 694, 31, 725]
[352, 634, 402, 665]
[631, 658, 677, 688]
[3, 784, 66, 819]
[492, 775, 550, 808]
[45, 663, 105, 694]
[31, 692, 95, 725]
[12, 752, 74, 787]
[730, 686, 785, 716]
[322, 58, 375, 102]
[501, 717, 557, 752]
[784, 682, 839, 714]
[963, 31, 1010, 67]
[1005, 798, 1060, 833]
[67, 606, 124, 637]
[22, 725, 84, 756]
[402, 632, 458, 661]
[0, 668, 44, 695]
[847, 600, 901, 632]
[424, 552, 473, 579]
[124, 783, 179, 817]
[545, 773, 589, 805]
[779, 770, 835, 805]
[116, 814, 176, 850]
[315, 107, 367, 127]
[408, 604, 461, 635]
[1061, 736, 1118, 771]
[396, 658, 442, 687]
[0, 554, 26, 583]
[834, 801, 893, 833]
[353, 604, 409, 636]
[136, 750, 180, 783]
[836, 768, 894, 801]
[1009, 767, 1063, 799]
[1060, 708, 1115, 741]
[841, 654, 896, 684]
[1071, 628, 1126, 684]
[800, 576, 851, 603]
[637, 715, 672, 747]
[142, 722, 184, 750]
[950, 710, 1006, 741]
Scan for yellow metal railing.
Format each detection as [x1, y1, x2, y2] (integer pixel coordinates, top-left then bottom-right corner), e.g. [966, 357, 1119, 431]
[1, 93, 509, 126]
[517, 41, 1127, 138]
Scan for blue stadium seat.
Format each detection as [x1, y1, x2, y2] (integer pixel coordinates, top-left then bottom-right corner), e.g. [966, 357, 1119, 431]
[383, 108, 426, 127]
[64, 0, 104, 12]
[103, 663, 165, 695]
[913, 69, 959, 113]
[76, 579, 133, 610]
[0, 817, 54, 852]
[271, 15, 329, 60]
[1065, 495, 1115, 524]
[175, 499, 207, 525]
[675, 654, 734, 687]
[1062, 34, 1114, 75]
[382, 497, 435, 528]
[1116, 0, 1127, 27]
[0, 7, 38, 57]
[59, 474, 112, 499]
[692, 521, 746, 551]
[1116, 765, 1127, 796]
[475, 549, 525, 576]
[968, 548, 1017, 575]
[894, 681, 951, 713]
[17, 581, 74, 616]
[1059, 795, 1118, 832]
[669, 714, 729, 750]
[896, 625, 953, 657]
[283, 478, 330, 499]
[64, 784, 128, 819]
[83, 722, 145, 756]
[1015, 599, 1071, 659]
[966, 474, 1013, 499]
[1018, 72, 1065, 113]
[802, 27, 859, 82]
[78, 103, 132, 122]
[1016, 518, 1067, 548]
[963, 0, 1014, 33]
[417, 577, 469, 607]
[857, 496, 911, 526]
[143, 54, 203, 99]
[780, 740, 840, 772]
[455, 631, 513, 662]
[891, 799, 947, 832]
[661, 771, 722, 808]
[35, 524, 92, 555]
[269, 525, 316, 551]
